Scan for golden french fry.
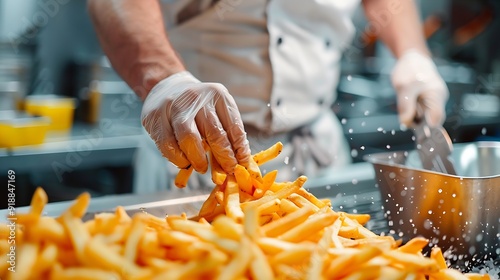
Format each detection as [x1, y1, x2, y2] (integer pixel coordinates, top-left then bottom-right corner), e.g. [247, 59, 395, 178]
[174, 165, 194, 188]
[142, 214, 169, 231]
[338, 225, 361, 239]
[56, 247, 80, 267]
[84, 238, 149, 278]
[464, 273, 492, 280]
[234, 164, 253, 195]
[398, 237, 429, 254]
[7, 242, 38, 280]
[0, 240, 8, 256]
[243, 156, 263, 183]
[342, 215, 377, 238]
[275, 264, 304, 280]
[241, 176, 307, 211]
[244, 206, 260, 240]
[93, 212, 121, 235]
[138, 231, 167, 262]
[430, 246, 448, 269]
[379, 267, 412, 280]
[239, 189, 255, 203]
[287, 193, 320, 211]
[320, 198, 332, 207]
[250, 242, 275, 280]
[279, 211, 338, 243]
[158, 229, 199, 247]
[124, 214, 147, 263]
[253, 187, 265, 199]
[279, 198, 300, 214]
[224, 175, 244, 223]
[115, 206, 132, 223]
[271, 212, 281, 221]
[212, 215, 243, 241]
[261, 170, 278, 192]
[215, 190, 225, 205]
[270, 243, 314, 266]
[194, 204, 225, 222]
[343, 213, 370, 225]
[199, 185, 220, 217]
[307, 227, 332, 280]
[29, 216, 71, 247]
[143, 257, 180, 272]
[262, 205, 315, 237]
[258, 214, 273, 226]
[257, 198, 281, 215]
[61, 213, 90, 261]
[0, 224, 10, 239]
[210, 151, 228, 185]
[218, 237, 253, 280]
[383, 250, 441, 274]
[269, 181, 289, 192]
[326, 246, 381, 278]
[296, 188, 325, 208]
[339, 235, 397, 251]
[32, 243, 58, 277]
[152, 258, 220, 280]
[341, 265, 382, 280]
[14, 212, 40, 225]
[30, 187, 48, 216]
[50, 264, 121, 280]
[253, 141, 283, 166]
[169, 219, 239, 253]
[67, 192, 91, 219]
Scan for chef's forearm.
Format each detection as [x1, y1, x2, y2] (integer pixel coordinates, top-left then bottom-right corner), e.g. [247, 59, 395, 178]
[87, 0, 185, 100]
[362, 0, 430, 58]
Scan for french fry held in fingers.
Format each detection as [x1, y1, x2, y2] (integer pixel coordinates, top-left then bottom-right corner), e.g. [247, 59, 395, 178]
[1, 142, 492, 280]
[174, 165, 194, 188]
[253, 141, 283, 166]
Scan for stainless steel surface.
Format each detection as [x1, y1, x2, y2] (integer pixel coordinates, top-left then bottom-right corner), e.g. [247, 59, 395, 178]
[0, 81, 23, 111]
[0, 110, 49, 124]
[0, 121, 144, 173]
[365, 141, 500, 261]
[414, 117, 457, 175]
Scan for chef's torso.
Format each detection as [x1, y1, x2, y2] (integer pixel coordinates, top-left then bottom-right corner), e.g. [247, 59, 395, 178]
[160, 0, 360, 133]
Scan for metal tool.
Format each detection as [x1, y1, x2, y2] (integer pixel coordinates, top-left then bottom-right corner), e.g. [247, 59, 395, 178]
[365, 141, 500, 262]
[413, 109, 457, 175]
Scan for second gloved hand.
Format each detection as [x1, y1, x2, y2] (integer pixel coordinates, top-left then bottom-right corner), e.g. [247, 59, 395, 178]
[141, 71, 251, 174]
[391, 50, 449, 127]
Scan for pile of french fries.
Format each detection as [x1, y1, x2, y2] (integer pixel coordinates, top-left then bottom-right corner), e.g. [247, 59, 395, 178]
[0, 142, 492, 279]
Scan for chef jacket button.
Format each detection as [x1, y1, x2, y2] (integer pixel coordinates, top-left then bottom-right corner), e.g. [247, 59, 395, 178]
[325, 39, 331, 48]
[318, 98, 324, 105]
[277, 37, 283, 46]
[276, 98, 282, 106]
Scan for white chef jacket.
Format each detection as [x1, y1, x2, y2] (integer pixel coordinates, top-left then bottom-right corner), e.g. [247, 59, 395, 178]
[156, 0, 359, 186]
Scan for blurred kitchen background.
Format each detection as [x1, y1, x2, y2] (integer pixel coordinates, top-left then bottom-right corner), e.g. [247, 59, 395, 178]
[1, 0, 499, 208]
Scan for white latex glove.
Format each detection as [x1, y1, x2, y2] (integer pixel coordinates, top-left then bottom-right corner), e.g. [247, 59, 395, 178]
[391, 50, 449, 127]
[141, 71, 251, 174]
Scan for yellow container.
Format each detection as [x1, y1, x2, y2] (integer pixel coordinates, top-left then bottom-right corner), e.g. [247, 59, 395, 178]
[25, 95, 76, 131]
[0, 116, 50, 148]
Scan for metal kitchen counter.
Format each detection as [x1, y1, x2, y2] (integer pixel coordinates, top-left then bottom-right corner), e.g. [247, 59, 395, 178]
[0, 120, 145, 173]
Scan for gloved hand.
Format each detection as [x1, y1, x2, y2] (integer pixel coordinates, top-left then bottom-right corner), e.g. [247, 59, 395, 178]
[391, 49, 449, 127]
[141, 71, 252, 174]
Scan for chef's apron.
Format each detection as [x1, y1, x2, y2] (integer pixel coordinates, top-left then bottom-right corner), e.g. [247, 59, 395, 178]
[156, 0, 359, 190]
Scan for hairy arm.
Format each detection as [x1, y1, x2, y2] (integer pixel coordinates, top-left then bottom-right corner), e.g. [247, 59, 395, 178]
[362, 0, 430, 58]
[87, 0, 185, 100]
